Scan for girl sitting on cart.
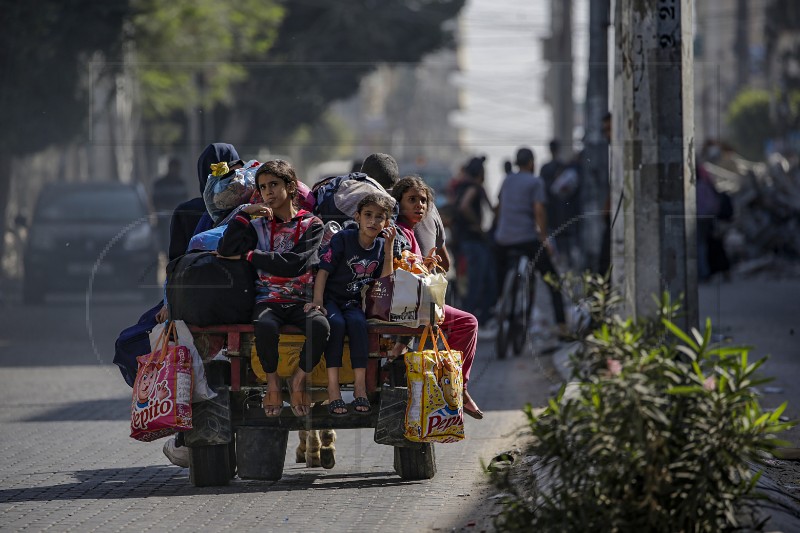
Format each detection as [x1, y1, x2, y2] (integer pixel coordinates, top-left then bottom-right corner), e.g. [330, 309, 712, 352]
[308, 194, 397, 416]
[391, 176, 483, 420]
[217, 159, 329, 418]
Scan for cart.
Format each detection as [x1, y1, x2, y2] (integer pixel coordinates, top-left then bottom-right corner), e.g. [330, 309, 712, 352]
[183, 323, 434, 487]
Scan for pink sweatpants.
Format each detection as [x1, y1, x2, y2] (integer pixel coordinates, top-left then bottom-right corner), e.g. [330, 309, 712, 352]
[440, 304, 478, 386]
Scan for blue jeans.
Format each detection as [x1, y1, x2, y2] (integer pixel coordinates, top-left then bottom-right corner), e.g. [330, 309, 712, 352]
[460, 239, 494, 324]
[324, 300, 369, 369]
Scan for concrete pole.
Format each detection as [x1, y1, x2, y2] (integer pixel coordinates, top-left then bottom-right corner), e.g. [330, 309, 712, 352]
[736, 0, 750, 90]
[611, 0, 697, 330]
[583, 0, 610, 272]
[550, 0, 574, 153]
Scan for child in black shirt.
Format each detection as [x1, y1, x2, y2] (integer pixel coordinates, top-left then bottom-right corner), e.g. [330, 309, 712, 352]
[308, 194, 396, 415]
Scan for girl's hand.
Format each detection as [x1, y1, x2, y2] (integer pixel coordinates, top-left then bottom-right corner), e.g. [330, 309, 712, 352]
[381, 225, 397, 246]
[243, 204, 273, 219]
[304, 301, 327, 315]
[155, 306, 168, 324]
[422, 247, 442, 270]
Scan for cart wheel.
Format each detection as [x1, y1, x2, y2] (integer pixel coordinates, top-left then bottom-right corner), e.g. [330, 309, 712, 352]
[228, 432, 237, 479]
[393, 443, 436, 480]
[189, 444, 231, 487]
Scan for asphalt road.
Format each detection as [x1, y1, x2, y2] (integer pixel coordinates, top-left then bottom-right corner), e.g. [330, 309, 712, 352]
[1, 273, 796, 531]
[697, 275, 800, 447]
[0, 288, 558, 532]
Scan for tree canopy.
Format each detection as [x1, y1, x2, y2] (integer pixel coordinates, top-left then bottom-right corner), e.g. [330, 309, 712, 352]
[225, 0, 463, 146]
[1, 0, 464, 156]
[0, 0, 130, 154]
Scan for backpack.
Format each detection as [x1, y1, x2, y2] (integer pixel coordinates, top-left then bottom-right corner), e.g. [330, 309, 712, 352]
[312, 172, 411, 256]
[166, 252, 256, 326]
[312, 172, 394, 223]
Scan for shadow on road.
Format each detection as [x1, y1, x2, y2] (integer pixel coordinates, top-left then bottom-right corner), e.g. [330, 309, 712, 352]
[23, 398, 130, 422]
[0, 466, 421, 503]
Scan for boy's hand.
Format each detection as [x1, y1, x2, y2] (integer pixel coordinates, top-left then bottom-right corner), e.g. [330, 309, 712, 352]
[243, 204, 273, 219]
[304, 300, 327, 315]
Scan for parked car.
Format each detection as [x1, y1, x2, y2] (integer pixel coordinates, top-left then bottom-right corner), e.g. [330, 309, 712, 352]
[23, 182, 159, 304]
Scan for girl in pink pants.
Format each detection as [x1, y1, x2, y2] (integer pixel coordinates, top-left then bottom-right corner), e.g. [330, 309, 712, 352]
[391, 176, 483, 419]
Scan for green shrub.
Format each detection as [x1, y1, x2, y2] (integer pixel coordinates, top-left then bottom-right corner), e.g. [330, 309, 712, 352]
[494, 277, 792, 532]
[726, 89, 773, 161]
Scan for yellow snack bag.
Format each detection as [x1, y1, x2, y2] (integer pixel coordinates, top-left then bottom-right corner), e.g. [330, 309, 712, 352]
[404, 326, 464, 443]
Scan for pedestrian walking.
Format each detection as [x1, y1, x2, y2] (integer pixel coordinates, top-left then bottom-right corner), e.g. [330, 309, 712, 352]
[453, 156, 495, 325]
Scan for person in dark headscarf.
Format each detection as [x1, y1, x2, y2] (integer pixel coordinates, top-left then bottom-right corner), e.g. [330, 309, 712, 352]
[159, 142, 239, 469]
[167, 143, 240, 260]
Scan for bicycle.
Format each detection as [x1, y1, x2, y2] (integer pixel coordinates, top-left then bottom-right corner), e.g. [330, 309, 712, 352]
[494, 250, 536, 359]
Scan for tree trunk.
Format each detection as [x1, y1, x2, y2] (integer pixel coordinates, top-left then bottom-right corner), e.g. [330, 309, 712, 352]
[0, 151, 12, 279]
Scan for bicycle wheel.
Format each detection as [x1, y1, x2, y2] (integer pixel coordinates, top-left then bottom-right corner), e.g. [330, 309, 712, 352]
[511, 267, 530, 355]
[495, 268, 519, 360]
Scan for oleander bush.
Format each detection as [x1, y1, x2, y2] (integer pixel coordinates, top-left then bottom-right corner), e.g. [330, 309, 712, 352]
[493, 276, 792, 532]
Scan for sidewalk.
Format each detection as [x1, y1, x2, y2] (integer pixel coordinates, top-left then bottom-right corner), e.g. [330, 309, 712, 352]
[547, 276, 800, 531]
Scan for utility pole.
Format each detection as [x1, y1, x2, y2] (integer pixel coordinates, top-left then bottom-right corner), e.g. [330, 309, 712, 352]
[735, 0, 750, 90]
[544, 0, 573, 153]
[583, 0, 610, 272]
[611, 0, 697, 331]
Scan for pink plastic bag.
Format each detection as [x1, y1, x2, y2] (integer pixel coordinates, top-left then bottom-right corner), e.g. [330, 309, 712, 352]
[130, 322, 193, 442]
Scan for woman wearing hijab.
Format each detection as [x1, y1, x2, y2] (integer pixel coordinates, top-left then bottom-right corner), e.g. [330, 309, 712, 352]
[167, 143, 240, 260]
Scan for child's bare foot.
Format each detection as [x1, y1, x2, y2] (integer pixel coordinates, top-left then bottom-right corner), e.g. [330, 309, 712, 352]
[463, 389, 483, 420]
[262, 390, 283, 418]
[289, 372, 311, 417]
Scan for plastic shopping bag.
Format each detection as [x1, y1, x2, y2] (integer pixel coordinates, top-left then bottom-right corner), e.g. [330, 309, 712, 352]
[149, 320, 216, 402]
[418, 271, 447, 325]
[203, 159, 261, 223]
[187, 224, 227, 252]
[131, 321, 193, 442]
[404, 326, 464, 443]
[393, 251, 446, 325]
[362, 268, 423, 327]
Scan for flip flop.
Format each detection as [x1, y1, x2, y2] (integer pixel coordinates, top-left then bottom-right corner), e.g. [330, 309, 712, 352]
[351, 396, 372, 415]
[262, 390, 283, 418]
[327, 398, 348, 417]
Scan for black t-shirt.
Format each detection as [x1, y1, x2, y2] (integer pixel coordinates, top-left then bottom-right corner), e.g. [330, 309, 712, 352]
[318, 228, 386, 305]
[454, 181, 488, 242]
